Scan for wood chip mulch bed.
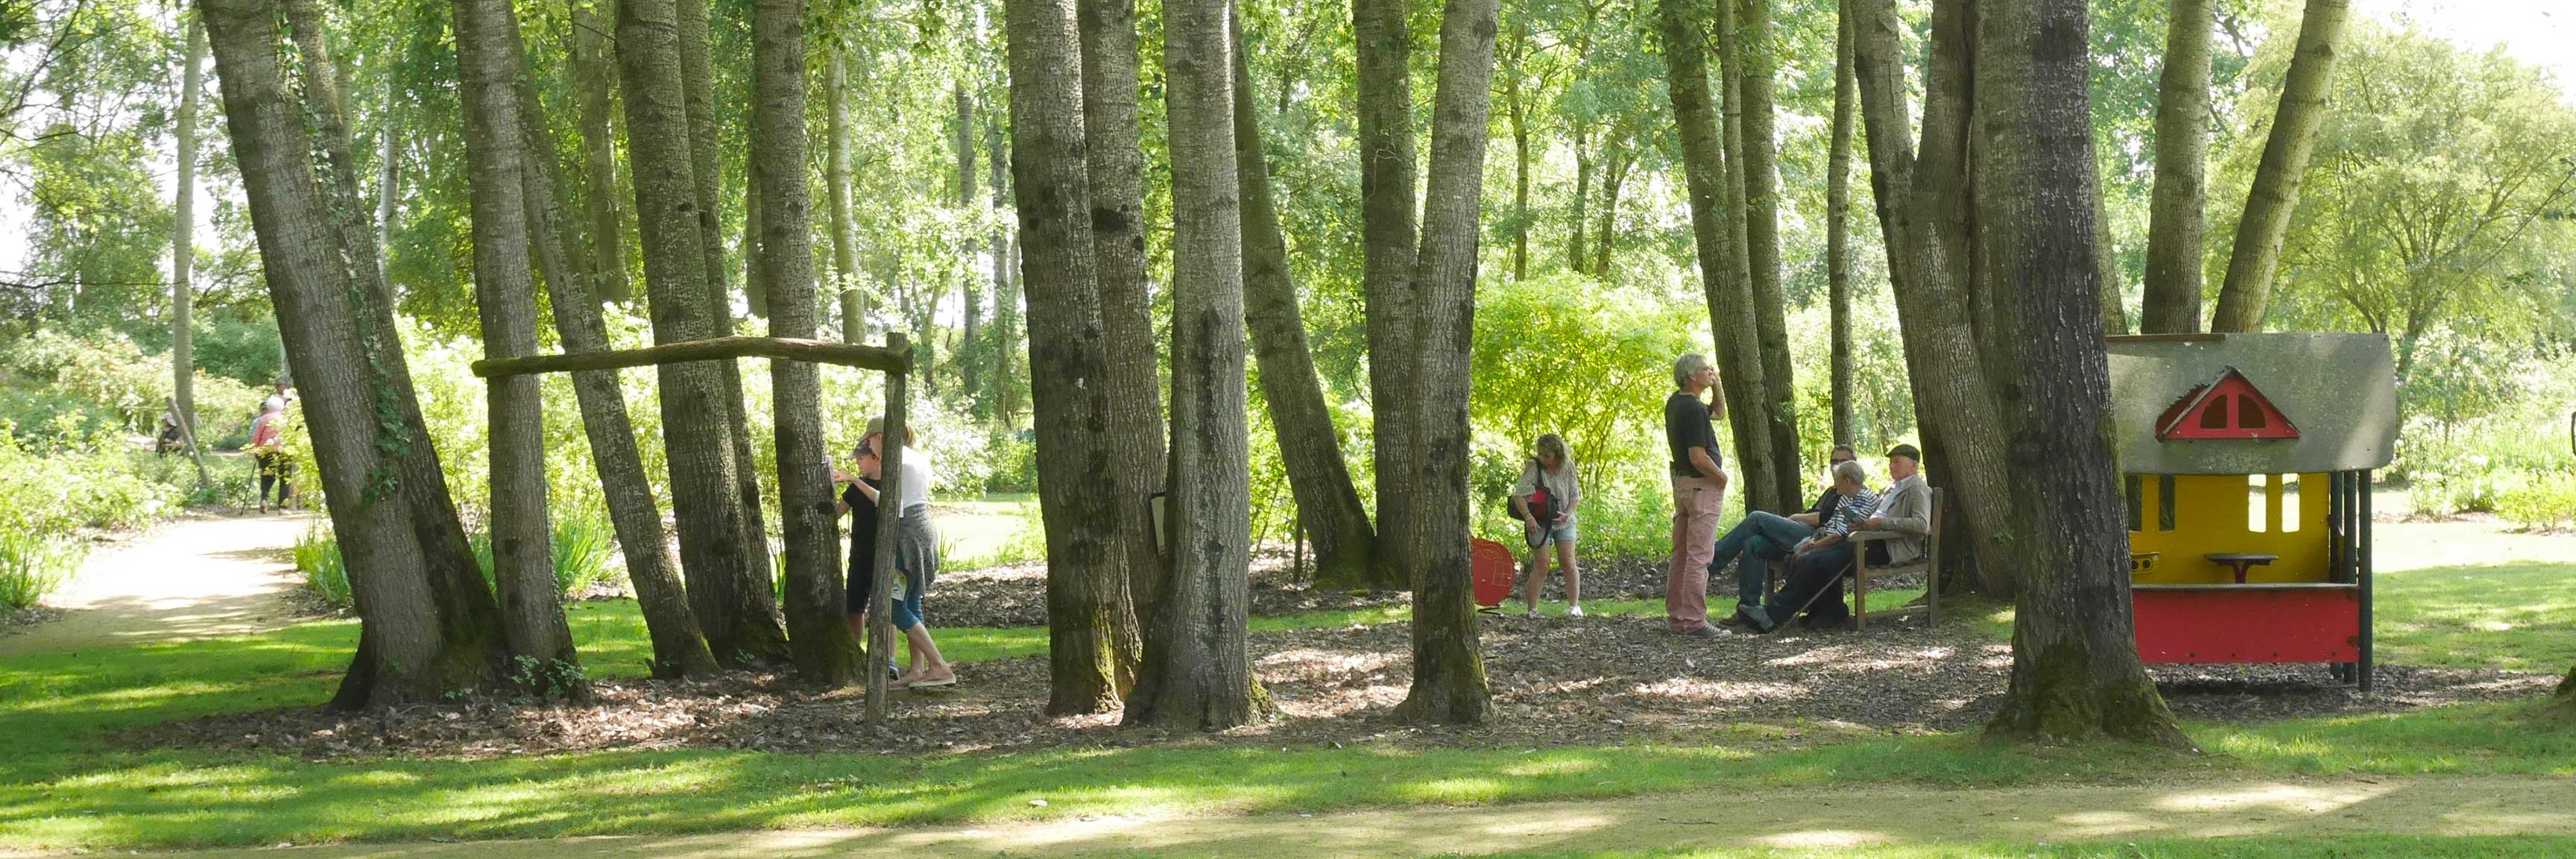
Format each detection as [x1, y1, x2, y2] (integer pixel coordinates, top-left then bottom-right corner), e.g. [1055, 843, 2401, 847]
[138, 596, 2558, 761]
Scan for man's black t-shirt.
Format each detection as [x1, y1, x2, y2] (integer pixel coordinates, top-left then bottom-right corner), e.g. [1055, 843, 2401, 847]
[1664, 391, 1723, 479]
[1805, 487, 1845, 525]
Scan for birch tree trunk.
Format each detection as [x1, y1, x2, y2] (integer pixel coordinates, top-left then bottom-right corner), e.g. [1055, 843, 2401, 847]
[827, 40, 863, 342]
[1825, 0, 1854, 447]
[2211, 0, 2349, 333]
[171, 20, 203, 435]
[451, 0, 585, 697]
[617, 0, 789, 666]
[1394, 0, 1499, 726]
[1974, 0, 2188, 746]
[2139, 0, 2211, 334]
[1729, 0, 1804, 507]
[202, 0, 505, 708]
[572, 0, 633, 303]
[1008, 0, 1129, 717]
[1354, 0, 1418, 592]
[1078, 0, 1166, 652]
[1231, 8, 1378, 592]
[510, 10, 719, 681]
[1128, 0, 1260, 731]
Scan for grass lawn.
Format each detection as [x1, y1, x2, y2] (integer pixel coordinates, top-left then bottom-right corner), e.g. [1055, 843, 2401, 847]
[2, 520, 2572, 853]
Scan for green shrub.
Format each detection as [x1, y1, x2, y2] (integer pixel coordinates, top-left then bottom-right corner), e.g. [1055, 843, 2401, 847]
[292, 525, 352, 609]
[550, 513, 620, 597]
[0, 529, 86, 611]
[2498, 472, 2576, 530]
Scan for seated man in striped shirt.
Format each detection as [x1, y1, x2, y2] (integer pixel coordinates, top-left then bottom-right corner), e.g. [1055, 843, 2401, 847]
[1738, 458, 1878, 632]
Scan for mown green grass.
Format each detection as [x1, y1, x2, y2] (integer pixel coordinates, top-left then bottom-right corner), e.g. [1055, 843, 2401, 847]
[3, 520, 2572, 852]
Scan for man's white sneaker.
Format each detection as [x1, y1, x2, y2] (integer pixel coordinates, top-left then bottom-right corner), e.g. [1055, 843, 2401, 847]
[1567, 605, 1585, 617]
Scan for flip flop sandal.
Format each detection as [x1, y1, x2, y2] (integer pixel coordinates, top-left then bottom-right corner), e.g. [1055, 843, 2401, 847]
[905, 675, 957, 688]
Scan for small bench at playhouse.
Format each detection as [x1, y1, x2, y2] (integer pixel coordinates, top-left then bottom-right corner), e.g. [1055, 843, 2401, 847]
[2107, 333, 2396, 690]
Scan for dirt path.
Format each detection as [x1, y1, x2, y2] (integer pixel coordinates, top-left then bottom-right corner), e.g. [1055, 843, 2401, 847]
[0, 513, 314, 658]
[113, 774, 2576, 858]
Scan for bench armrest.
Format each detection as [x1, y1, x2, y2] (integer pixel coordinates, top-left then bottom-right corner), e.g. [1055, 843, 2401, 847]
[1849, 530, 1907, 542]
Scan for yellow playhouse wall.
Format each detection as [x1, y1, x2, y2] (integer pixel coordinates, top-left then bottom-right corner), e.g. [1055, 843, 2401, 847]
[2127, 473, 2333, 585]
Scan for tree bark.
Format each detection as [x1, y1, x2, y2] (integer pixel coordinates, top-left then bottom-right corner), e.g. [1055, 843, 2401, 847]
[1974, 0, 2189, 747]
[1502, 19, 1530, 282]
[281, 0, 512, 685]
[1008, 0, 1128, 717]
[375, 52, 397, 264]
[511, 13, 718, 682]
[676, 0, 777, 599]
[951, 82, 980, 403]
[1392, 0, 1499, 726]
[202, 0, 504, 708]
[1710, 0, 1780, 513]
[2210, 0, 2349, 333]
[743, 158, 766, 318]
[1354, 0, 1417, 592]
[172, 19, 203, 436]
[572, 0, 633, 303]
[1231, 7, 1378, 593]
[452, 0, 585, 696]
[2138, 0, 2211, 334]
[1568, 124, 1590, 273]
[1849, 0, 2024, 596]
[827, 40, 863, 342]
[1594, 133, 1626, 277]
[616, 0, 790, 666]
[1826, 0, 1854, 447]
[1661, 0, 1770, 510]
[1128, 0, 1260, 731]
[751, 0, 865, 685]
[1078, 0, 1165, 657]
[1729, 0, 1804, 508]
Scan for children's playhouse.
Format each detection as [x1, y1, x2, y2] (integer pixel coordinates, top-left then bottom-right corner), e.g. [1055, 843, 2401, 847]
[2105, 333, 2399, 689]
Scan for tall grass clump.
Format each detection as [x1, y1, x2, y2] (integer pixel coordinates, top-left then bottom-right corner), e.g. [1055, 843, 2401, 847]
[0, 529, 86, 610]
[291, 524, 352, 609]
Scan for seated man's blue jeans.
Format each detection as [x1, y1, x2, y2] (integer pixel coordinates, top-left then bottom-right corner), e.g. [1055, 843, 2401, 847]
[1708, 511, 1813, 608]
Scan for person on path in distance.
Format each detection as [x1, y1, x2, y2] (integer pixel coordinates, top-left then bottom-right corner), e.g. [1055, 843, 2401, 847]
[1763, 444, 1930, 632]
[1664, 353, 1729, 638]
[249, 396, 295, 513]
[1512, 433, 1584, 617]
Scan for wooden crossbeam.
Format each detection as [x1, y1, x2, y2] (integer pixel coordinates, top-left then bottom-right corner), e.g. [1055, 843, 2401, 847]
[470, 335, 911, 378]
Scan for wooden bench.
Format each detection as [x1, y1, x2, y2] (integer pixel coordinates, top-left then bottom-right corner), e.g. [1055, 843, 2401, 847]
[1845, 487, 1942, 633]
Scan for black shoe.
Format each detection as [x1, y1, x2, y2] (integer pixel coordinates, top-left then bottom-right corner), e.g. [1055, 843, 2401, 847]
[1731, 604, 1777, 633]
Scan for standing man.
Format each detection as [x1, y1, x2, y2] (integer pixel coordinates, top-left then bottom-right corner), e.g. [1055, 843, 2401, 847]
[1664, 353, 1729, 638]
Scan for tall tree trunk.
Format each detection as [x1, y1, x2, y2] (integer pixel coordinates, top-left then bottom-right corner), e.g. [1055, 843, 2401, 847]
[827, 40, 863, 342]
[1502, 27, 1530, 283]
[374, 55, 397, 262]
[1825, 0, 1854, 447]
[1849, 0, 2024, 597]
[1663, 0, 1771, 512]
[1568, 124, 1590, 272]
[1729, 0, 1803, 507]
[2209, 0, 2349, 333]
[742, 159, 766, 318]
[675, 0, 777, 600]
[987, 114, 1011, 423]
[1711, 0, 1779, 513]
[1078, 0, 1164, 661]
[451, 0, 584, 696]
[1395, 0, 1499, 726]
[1232, 8, 1377, 592]
[572, 0, 633, 303]
[2138, 0, 2211, 334]
[1594, 134, 1626, 277]
[1128, 0, 1259, 731]
[172, 20, 203, 435]
[281, 0, 511, 682]
[1975, 0, 2188, 746]
[951, 83, 980, 403]
[1354, 0, 1418, 592]
[511, 9, 719, 681]
[1010, 0, 1128, 717]
[202, 0, 505, 708]
[752, 0, 865, 685]
[617, 0, 789, 666]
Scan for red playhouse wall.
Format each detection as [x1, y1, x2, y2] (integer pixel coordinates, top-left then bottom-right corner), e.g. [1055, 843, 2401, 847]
[2132, 588, 2361, 663]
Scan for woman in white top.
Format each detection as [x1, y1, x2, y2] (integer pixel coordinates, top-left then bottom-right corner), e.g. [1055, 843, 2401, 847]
[1513, 433, 1583, 617]
[849, 417, 953, 688]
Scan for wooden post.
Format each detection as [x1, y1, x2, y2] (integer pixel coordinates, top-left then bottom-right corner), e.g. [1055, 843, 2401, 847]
[866, 333, 908, 727]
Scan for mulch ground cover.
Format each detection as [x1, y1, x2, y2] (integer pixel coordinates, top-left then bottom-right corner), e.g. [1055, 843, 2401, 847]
[139, 556, 2557, 760]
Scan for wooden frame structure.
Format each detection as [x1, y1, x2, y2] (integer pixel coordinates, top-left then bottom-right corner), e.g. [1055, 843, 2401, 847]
[473, 333, 914, 723]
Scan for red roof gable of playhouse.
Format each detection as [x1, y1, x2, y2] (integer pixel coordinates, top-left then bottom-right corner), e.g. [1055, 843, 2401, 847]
[2154, 367, 2300, 441]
